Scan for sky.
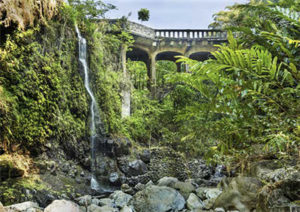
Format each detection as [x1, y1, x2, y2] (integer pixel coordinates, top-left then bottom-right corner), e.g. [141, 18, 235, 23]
[104, 0, 248, 29]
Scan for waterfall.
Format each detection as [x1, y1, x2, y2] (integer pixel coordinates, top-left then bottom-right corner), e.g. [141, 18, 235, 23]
[75, 26, 102, 191]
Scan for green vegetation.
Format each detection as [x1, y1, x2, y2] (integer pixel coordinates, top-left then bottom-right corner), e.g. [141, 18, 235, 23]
[138, 8, 150, 22]
[0, 0, 298, 168]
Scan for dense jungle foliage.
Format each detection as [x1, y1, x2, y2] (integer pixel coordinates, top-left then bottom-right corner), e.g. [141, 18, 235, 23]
[0, 0, 299, 167]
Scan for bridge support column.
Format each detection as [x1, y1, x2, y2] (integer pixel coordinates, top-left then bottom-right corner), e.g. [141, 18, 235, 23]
[121, 45, 131, 118]
[146, 54, 156, 96]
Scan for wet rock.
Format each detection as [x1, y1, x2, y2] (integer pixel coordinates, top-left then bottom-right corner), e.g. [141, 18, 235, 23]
[110, 191, 132, 208]
[44, 200, 81, 212]
[139, 149, 151, 163]
[4, 201, 39, 211]
[109, 172, 120, 185]
[157, 177, 179, 187]
[187, 193, 204, 210]
[132, 185, 185, 212]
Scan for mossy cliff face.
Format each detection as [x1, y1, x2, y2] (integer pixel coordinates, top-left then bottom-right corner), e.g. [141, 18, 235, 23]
[0, 22, 89, 154]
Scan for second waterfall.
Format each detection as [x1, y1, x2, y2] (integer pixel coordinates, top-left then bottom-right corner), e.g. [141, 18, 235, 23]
[75, 26, 103, 192]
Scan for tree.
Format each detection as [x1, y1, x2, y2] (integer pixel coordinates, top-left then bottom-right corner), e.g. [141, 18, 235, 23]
[138, 8, 150, 22]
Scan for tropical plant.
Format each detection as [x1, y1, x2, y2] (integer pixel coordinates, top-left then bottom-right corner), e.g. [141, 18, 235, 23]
[138, 8, 150, 22]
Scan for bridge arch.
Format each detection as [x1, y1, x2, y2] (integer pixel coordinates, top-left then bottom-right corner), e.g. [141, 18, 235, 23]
[155, 51, 184, 72]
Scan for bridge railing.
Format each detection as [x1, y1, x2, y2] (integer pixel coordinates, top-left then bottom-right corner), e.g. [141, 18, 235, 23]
[155, 29, 227, 40]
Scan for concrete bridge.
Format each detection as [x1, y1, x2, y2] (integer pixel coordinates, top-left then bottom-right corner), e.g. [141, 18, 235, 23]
[116, 20, 227, 117]
[125, 21, 227, 86]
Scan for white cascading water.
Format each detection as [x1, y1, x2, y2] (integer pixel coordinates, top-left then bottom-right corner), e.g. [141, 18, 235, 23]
[75, 26, 101, 191]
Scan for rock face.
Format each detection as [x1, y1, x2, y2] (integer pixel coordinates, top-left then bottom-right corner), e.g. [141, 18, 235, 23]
[0, 159, 24, 181]
[213, 176, 263, 212]
[44, 200, 80, 212]
[132, 185, 185, 212]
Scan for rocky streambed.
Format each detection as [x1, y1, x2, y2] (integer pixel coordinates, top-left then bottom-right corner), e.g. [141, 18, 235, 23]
[1, 160, 300, 212]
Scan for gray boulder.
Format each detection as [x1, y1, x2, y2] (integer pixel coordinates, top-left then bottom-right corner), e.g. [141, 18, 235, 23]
[4, 202, 39, 212]
[110, 191, 132, 208]
[187, 193, 204, 210]
[44, 200, 80, 212]
[213, 176, 263, 212]
[132, 185, 185, 212]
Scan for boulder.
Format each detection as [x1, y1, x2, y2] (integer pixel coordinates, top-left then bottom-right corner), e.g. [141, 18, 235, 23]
[132, 185, 185, 212]
[213, 176, 263, 212]
[187, 193, 204, 210]
[110, 191, 132, 208]
[256, 170, 300, 211]
[0, 202, 4, 212]
[4, 201, 39, 211]
[157, 177, 179, 187]
[44, 200, 80, 212]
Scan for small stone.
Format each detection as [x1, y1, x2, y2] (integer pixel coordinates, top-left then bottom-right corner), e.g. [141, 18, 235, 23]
[134, 183, 145, 191]
[76, 195, 92, 206]
[139, 149, 151, 163]
[109, 172, 119, 185]
[80, 171, 85, 177]
[187, 193, 204, 210]
[121, 184, 134, 195]
[215, 208, 225, 212]
[146, 180, 154, 187]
